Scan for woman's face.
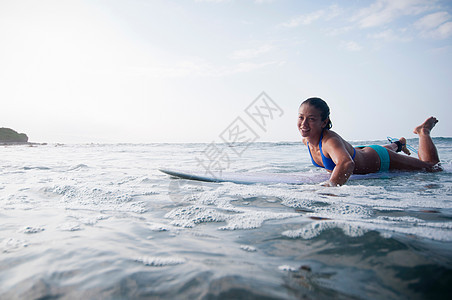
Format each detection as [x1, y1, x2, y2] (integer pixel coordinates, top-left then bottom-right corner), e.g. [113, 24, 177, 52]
[297, 104, 328, 138]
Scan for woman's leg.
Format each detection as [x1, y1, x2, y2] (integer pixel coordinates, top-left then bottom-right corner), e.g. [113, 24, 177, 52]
[413, 117, 439, 164]
[384, 137, 410, 155]
[387, 117, 440, 171]
[388, 150, 435, 171]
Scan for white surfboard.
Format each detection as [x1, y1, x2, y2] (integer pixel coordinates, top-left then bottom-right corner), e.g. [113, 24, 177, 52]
[159, 168, 402, 185]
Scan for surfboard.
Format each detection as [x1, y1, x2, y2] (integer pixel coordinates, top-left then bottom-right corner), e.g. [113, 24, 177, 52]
[159, 168, 401, 185]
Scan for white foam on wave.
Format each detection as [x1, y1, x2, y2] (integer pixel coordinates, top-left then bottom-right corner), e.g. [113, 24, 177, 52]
[240, 245, 257, 252]
[278, 265, 297, 272]
[282, 220, 368, 239]
[164, 178, 452, 241]
[21, 226, 45, 234]
[165, 205, 229, 228]
[219, 208, 299, 230]
[136, 256, 186, 267]
[165, 182, 300, 230]
[165, 203, 298, 230]
[283, 217, 452, 242]
[377, 215, 424, 223]
[48, 185, 147, 214]
[163, 183, 371, 231]
[308, 202, 372, 220]
[57, 221, 82, 232]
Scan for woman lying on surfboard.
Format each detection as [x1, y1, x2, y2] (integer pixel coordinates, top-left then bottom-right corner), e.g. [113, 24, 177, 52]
[298, 97, 442, 186]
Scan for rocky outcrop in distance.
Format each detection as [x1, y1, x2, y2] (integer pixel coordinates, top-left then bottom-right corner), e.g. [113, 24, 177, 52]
[0, 127, 29, 144]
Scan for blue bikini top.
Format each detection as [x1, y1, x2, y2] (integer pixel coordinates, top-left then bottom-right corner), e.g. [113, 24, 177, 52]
[307, 132, 356, 171]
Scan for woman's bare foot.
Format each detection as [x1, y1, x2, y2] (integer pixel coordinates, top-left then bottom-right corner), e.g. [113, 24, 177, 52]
[385, 137, 411, 155]
[414, 117, 438, 135]
[398, 137, 411, 155]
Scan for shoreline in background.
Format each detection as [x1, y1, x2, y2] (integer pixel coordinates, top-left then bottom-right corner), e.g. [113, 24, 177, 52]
[1, 137, 450, 147]
[0, 142, 47, 146]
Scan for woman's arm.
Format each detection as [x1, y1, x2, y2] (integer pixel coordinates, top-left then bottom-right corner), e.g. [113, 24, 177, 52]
[323, 136, 355, 186]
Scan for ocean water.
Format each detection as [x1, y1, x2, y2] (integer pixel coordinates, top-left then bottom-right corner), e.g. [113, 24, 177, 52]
[1, 138, 451, 299]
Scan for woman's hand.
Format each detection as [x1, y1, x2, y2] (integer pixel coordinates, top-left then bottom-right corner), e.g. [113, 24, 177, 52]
[319, 180, 339, 187]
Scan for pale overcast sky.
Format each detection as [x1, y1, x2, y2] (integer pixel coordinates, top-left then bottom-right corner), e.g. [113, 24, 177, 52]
[1, 0, 451, 143]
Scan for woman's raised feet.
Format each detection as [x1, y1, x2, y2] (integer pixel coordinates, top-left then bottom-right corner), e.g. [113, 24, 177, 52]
[414, 117, 438, 135]
[398, 137, 411, 155]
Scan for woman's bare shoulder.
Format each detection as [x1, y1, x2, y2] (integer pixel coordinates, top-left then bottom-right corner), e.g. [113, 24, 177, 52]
[323, 130, 349, 148]
[323, 130, 342, 142]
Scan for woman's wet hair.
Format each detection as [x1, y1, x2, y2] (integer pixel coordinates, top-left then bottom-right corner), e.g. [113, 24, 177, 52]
[301, 97, 332, 129]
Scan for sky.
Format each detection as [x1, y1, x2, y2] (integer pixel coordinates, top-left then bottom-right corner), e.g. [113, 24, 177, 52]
[1, 0, 451, 143]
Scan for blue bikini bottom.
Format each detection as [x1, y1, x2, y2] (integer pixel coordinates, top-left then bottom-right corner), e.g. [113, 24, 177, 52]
[366, 145, 390, 172]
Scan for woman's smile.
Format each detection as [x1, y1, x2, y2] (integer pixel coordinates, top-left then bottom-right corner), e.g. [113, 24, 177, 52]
[297, 104, 324, 138]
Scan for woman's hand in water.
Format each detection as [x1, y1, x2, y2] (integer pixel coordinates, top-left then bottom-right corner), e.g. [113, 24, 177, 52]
[319, 180, 338, 187]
